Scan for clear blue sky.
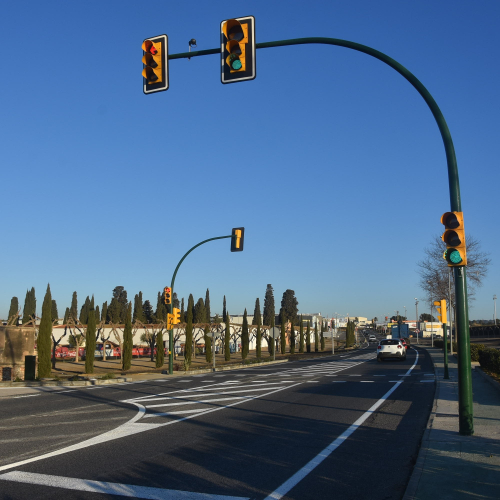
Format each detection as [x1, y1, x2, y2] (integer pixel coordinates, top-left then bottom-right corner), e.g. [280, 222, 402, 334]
[1, 0, 498, 322]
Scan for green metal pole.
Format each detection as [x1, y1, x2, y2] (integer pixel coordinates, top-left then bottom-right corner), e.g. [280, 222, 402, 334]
[169, 36, 473, 434]
[168, 234, 232, 375]
[443, 323, 449, 380]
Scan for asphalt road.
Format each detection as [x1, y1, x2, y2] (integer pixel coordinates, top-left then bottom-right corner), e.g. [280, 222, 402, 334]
[0, 343, 435, 499]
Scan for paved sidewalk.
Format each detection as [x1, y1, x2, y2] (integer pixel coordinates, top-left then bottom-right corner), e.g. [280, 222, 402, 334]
[404, 347, 500, 500]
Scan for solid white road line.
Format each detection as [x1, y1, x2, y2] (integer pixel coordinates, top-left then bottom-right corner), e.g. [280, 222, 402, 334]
[0, 471, 250, 500]
[263, 349, 420, 500]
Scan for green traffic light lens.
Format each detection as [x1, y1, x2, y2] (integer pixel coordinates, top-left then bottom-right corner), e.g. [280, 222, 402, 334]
[231, 59, 242, 70]
[446, 249, 463, 264]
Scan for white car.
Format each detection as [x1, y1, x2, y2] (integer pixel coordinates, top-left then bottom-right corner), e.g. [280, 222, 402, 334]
[368, 335, 377, 342]
[377, 339, 406, 361]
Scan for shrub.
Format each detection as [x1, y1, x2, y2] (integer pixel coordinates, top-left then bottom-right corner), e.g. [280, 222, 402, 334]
[470, 344, 485, 362]
[100, 373, 115, 380]
[478, 348, 500, 374]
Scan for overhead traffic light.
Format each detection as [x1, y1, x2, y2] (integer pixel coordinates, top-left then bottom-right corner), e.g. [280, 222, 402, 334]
[221, 16, 256, 84]
[172, 308, 181, 324]
[142, 35, 168, 94]
[434, 299, 447, 324]
[231, 227, 245, 252]
[441, 211, 467, 266]
[164, 287, 172, 305]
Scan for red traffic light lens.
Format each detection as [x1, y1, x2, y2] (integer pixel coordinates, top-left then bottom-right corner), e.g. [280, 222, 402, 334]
[142, 40, 158, 55]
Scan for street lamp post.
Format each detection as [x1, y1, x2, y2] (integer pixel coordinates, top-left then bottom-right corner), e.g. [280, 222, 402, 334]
[494, 295, 497, 325]
[414, 298, 419, 344]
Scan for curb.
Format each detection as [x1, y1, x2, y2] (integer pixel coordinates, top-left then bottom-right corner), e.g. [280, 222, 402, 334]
[161, 358, 289, 376]
[402, 346, 439, 500]
[0, 377, 133, 388]
[475, 366, 500, 393]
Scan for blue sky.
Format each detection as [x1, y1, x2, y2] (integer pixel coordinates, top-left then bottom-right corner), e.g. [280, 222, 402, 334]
[1, 0, 498, 322]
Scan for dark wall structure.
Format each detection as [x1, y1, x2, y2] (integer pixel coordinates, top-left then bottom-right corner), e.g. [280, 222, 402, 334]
[0, 327, 36, 381]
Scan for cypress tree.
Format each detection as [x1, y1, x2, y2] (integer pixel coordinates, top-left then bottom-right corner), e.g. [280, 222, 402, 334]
[224, 313, 231, 361]
[80, 296, 90, 324]
[263, 284, 275, 327]
[143, 300, 154, 323]
[205, 289, 211, 324]
[51, 300, 58, 323]
[241, 309, 249, 360]
[222, 296, 227, 322]
[155, 292, 167, 322]
[85, 297, 97, 373]
[314, 322, 319, 352]
[22, 287, 36, 324]
[346, 320, 356, 348]
[321, 321, 326, 351]
[95, 305, 100, 323]
[290, 321, 296, 354]
[38, 284, 52, 378]
[306, 322, 311, 353]
[156, 329, 164, 368]
[280, 320, 286, 354]
[8, 297, 19, 325]
[253, 298, 262, 360]
[122, 302, 133, 370]
[205, 324, 212, 363]
[184, 294, 194, 370]
[173, 292, 180, 309]
[101, 301, 108, 323]
[63, 307, 70, 324]
[70, 292, 78, 321]
[299, 315, 304, 353]
[181, 297, 185, 322]
[194, 298, 206, 323]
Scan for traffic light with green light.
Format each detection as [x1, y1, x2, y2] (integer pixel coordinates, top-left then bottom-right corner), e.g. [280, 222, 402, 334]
[434, 299, 447, 324]
[231, 227, 245, 252]
[142, 35, 168, 94]
[221, 16, 256, 84]
[441, 211, 467, 266]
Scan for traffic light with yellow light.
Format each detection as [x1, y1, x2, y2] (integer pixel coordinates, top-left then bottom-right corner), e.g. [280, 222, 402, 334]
[164, 287, 172, 305]
[441, 211, 467, 266]
[172, 308, 181, 324]
[434, 299, 447, 324]
[221, 16, 256, 84]
[231, 227, 245, 252]
[142, 35, 168, 94]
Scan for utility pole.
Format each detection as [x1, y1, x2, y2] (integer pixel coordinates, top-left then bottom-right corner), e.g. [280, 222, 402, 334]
[414, 298, 419, 345]
[494, 295, 497, 325]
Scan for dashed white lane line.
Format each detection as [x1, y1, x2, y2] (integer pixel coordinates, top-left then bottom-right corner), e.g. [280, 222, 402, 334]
[0, 471, 250, 500]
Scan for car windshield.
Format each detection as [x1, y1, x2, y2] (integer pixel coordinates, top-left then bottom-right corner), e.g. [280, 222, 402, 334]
[380, 339, 400, 345]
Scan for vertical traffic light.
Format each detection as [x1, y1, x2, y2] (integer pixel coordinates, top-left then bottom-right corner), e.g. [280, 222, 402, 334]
[164, 287, 172, 305]
[142, 35, 168, 94]
[221, 16, 256, 84]
[172, 308, 181, 324]
[434, 300, 447, 324]
[231, 227, 245, 252]
[441, 211, 467, 266]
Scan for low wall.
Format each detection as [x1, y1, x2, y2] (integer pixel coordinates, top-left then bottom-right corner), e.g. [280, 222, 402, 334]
[0, 327, 36, 380]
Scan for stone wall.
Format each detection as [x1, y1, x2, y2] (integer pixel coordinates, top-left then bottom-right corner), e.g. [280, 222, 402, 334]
[0, 327, 36, 381]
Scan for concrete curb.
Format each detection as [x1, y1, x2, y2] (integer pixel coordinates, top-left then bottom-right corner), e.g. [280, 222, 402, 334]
[402, 346, 438, 500]
[161, 358, 289, 376]
[475, 365, 500, 393]
[0, 377, 133, 388]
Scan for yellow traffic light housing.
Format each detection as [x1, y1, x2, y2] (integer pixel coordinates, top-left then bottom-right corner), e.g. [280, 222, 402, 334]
[172, 308, 181, 324]
[221, 16, 256, 84]
[231, 227, 245, 252]
[164, 287, 172, 305]
[167, 313, 173, 330]
[142, 35, 168, 94]
[441, 211, 467, 266]
[434, 299, 447, 324]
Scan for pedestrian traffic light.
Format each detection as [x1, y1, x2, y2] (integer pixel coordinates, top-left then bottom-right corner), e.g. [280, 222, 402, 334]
[142, 35, 168, 94]
[231, 227, 245, 252]
[441, 211, 467, 266]
[434, 299, 447, 324]
[167, 313, 173, 330]
[164, 287, 172, 305]
[172, 308, 181, 324]
[221, 16, 256, 84]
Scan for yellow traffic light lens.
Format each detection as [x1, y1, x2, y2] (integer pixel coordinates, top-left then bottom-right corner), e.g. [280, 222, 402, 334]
[443, 230, 462, 247]
[442, 213, 460, 229]
[142, 53, 158, 68]
[142, 66, 158, 82]
[226, 20, 244, 41]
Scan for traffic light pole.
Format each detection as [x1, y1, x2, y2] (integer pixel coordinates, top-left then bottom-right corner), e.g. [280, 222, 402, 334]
[168, 234, 232, 375]
[443, 323, 450, 380]
[169, 36, 473, 435]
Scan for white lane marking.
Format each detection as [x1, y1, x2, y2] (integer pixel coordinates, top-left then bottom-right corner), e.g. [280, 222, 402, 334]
[12, 394, 40, 398]
[360, 381, 374, 383]
[306, 381, 319, 383]
[264, 348, 420, 500]
[0, 471, 250, 500]
[0, 382, 302, 473]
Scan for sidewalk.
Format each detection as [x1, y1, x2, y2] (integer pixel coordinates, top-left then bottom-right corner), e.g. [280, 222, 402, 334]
[403, 347, 500, 500]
